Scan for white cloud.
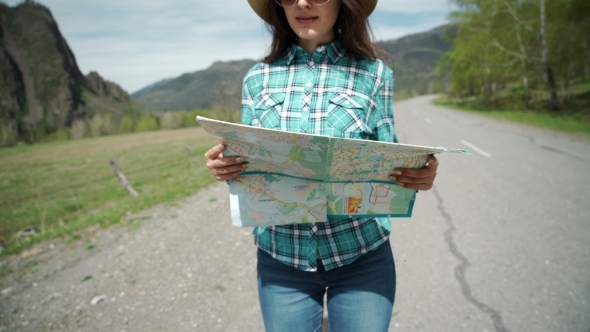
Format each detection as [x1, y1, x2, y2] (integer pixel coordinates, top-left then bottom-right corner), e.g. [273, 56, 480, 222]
[2, 0, 452, 92]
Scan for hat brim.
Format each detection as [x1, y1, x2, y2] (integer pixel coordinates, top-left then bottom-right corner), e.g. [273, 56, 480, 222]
[247, 0, 377, 24]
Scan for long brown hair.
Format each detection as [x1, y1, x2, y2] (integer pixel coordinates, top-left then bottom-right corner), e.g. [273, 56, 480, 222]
[262, 0, 382, 63]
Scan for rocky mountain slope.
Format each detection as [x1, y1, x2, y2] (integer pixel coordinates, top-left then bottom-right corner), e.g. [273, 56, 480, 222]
[0, 1, 133, 145]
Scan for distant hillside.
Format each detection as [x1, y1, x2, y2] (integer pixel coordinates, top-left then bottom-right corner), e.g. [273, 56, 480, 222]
[134, 25, 454, 111]
[0, 1, 135, 145]
[132, 77, 175, 98]
[377, 24, 455, 95]
[132, 59, 257, 111]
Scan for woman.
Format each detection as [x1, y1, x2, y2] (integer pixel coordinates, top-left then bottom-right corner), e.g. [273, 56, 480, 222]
[205, 0, 439, 331]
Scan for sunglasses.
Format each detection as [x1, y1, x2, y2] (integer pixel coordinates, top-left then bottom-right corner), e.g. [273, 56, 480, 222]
[274, 0, 331, 7]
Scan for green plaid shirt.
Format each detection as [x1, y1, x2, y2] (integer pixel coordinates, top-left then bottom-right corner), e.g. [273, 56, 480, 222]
[241, 40, 397, 271]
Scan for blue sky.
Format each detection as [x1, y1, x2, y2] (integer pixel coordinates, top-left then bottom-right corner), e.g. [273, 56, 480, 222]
[2, 0, 454, 93]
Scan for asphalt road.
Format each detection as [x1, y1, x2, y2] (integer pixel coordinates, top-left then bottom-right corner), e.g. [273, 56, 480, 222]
[390, 95, 590, 331]
[1, 95, 588, 332]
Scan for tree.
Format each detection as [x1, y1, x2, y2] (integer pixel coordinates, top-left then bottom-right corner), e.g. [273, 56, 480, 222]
[440, 0, 590, 110]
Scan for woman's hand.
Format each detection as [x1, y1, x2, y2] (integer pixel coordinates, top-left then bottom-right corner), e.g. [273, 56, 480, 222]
[388, 155, 439, 191]
[205, 144, 250, 181]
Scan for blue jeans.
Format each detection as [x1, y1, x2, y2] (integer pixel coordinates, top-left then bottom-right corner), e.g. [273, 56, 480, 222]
[257, 241, 396, 332]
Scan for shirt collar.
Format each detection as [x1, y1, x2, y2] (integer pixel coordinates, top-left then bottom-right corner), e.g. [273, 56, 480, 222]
[284, 39, 347, 65]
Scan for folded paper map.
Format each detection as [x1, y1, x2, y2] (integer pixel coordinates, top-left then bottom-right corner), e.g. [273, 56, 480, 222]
[196, 116, 469, 227]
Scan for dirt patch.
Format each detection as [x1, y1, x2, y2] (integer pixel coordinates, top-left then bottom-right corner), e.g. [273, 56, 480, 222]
[0, 181, 264, 331]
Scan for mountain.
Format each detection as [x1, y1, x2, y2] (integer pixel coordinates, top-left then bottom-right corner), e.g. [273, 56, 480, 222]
[133, 25, 455, 111]
[377, 24, 455, 95]
[0, 0, 454, 144]
[132, 59, 257, 111]
[131, 77, 175, 98]
[0, 1, 134, 145]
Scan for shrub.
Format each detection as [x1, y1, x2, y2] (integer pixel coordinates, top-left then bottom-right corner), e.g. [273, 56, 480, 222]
[89, 114, 104, 137]
[117, 116, 135, 134]
[183, 110, 210, 127]
[44, 128, 70, 142]
[0, 120, 19, 147]
[160, 112, 184, 130]
[71, 119, 88, 139]
[134, 116, 159, 132]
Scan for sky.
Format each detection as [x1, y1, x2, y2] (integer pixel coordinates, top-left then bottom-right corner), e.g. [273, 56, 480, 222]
[3, 0, 455, 94]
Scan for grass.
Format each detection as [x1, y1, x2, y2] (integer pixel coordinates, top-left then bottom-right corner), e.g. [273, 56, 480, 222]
[0, 127, 218, 254]
[434, 89, 590, 137]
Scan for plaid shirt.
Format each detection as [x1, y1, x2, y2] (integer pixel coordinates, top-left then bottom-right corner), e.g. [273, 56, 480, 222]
[241, 40, 397, 271]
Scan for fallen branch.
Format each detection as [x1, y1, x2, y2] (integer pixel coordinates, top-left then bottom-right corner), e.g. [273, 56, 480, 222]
[184, 145, 200, 169]
[109, 159, 139, 198]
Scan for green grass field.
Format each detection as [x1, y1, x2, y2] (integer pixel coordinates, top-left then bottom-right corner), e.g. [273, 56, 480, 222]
[434, 96, 590, 137]
[433, 78, 590, 137]
[0, 128, 219, 254]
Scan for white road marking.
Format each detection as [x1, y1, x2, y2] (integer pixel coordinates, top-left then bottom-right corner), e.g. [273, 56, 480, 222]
[425, 118, 432, 124]
[461, 140, 491, 158]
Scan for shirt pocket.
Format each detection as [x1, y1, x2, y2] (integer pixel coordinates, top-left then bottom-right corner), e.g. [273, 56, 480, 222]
[252, 93, 286, 130]
[327, 93, 369, 138]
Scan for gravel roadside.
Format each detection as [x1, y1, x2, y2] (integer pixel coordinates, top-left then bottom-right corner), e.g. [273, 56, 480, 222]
[0, 181, 265, 331]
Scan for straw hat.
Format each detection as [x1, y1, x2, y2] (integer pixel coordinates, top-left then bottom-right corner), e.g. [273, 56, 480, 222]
[247, 0, 378, 23]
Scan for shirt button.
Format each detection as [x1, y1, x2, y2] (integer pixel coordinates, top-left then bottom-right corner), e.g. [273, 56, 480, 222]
[345, 101, 350, 105]
[310, 61, 315, 66]
[306, 83, 312, 87]
[303, 107, 309, 112]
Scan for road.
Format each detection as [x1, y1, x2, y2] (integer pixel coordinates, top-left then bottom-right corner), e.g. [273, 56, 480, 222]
[390, 95, 590, 331]
[0, 95, 588, 331]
